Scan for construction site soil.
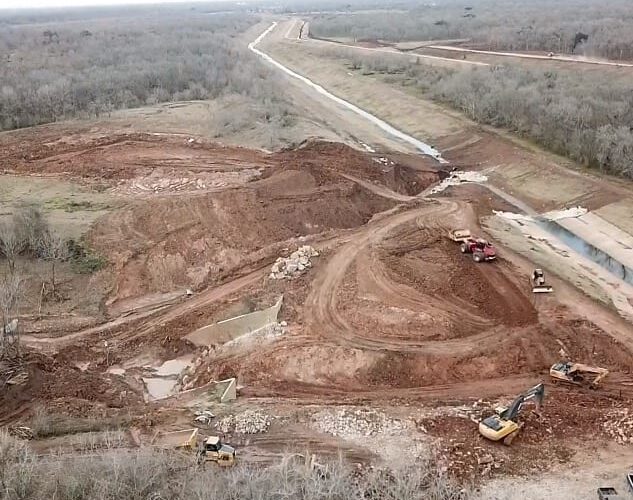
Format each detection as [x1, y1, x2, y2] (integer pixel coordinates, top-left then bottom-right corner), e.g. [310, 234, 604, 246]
[2, 125, 633, 484]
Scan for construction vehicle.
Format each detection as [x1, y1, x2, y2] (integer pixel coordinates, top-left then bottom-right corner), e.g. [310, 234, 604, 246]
[550, 362, 609, 389]
[479, 383, 544, 445]
[460, 237, 497, 262]
[597, 487, 621, 500]
[447, 228, 472, 243]
[196, 436, 236, 466]
[152, 428, 236, 466]
[152, 428, 200, 450]
[531, 269, 553, 293]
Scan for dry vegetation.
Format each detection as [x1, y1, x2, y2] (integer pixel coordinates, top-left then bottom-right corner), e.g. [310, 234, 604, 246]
[0, 431, 467, 500]
[310, 0, 633, 60]
[2, 1, 633, 498]
[0, 205, 98, 359]
[319, 47, 633, 178]
[0, 8, 290, 131]
[302, 0, 633, 177]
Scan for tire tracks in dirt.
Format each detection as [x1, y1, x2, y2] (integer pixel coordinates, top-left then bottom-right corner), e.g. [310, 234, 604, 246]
[304, 199, 499, 353]
[21, 268, 266, 350]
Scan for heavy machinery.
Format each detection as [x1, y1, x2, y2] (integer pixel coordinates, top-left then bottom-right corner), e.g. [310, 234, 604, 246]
[531, 269, 553, 293]
[479, 383, 544, 445]
[447, 228, 472, 243]
[152, 428, 200, 450]
[597, 487, 621, 500]
[550, 362, 609, 389]
[152, 428, 236, 466]
[460, 237, 497, 262]
[196, 436, 236, 466]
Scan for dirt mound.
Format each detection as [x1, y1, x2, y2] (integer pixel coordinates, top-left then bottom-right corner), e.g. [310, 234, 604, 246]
[91, 173, 395, 304]
[80, 139, 443, 308]
[273, 140, 438, 196]
[0, 353, 142, 422]
[2, 129, 272, 181]
[379, 224, 537, 329]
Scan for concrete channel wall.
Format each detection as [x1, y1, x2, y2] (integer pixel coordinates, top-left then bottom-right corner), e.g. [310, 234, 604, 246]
[186, 296, 283, 347]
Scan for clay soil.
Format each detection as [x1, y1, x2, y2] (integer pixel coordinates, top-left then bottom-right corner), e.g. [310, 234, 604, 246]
[2, 120, 633, 484]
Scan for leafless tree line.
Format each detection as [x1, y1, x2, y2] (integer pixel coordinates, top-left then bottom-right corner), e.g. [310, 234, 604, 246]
[310, 0, 633, 60]
[0, 12, 287, 131]
[343, 51, 633, 178]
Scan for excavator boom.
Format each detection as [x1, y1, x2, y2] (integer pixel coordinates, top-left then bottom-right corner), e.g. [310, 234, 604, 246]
[501, 383, 544, 421]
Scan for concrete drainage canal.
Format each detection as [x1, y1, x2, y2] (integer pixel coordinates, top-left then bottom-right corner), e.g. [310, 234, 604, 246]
[137, 296, 284, 402]
[534, 217, 633, 286]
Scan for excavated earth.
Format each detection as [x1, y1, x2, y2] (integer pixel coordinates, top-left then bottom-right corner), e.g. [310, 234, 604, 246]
[2, 126, 633, 482]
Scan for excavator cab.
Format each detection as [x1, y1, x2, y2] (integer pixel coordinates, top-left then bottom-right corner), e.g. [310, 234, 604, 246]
[479, 383, 544, 445]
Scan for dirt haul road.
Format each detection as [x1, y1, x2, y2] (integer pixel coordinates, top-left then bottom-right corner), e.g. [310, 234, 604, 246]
[3, 18, 633, 488]
[293, 18, 633, 75]
[257, 19, 633, 315]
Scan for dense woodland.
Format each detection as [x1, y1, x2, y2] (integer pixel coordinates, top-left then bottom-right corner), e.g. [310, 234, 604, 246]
[310, 0, 633, 60]
[342, 51, 633, 178]
[0, 11, 283, 131]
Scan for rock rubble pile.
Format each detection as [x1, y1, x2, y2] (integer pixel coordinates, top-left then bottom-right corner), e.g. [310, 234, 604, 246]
[216, 410, 272, 434]
[312, 408, 405, 438]
[270, 245, 319, 279]
[604, 408, 633, 444]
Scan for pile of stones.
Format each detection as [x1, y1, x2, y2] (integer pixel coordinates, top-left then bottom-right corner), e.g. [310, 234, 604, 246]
[270, 245, 319, 280]
[216, 410, 272, 434]
[312, 408, 405, 438]
[603, 408, 633, 444]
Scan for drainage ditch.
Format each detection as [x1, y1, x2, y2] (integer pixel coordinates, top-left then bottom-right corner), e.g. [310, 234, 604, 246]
[536, 218, 633, 286]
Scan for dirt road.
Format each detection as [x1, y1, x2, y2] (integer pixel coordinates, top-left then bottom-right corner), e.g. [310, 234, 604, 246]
[428, 44, 633, 68]
[4, 15, 633, 490]
[250, 22, 446, 161]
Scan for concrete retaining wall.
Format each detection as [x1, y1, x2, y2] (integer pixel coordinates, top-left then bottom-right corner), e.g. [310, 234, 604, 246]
[186, 296, 283, 347]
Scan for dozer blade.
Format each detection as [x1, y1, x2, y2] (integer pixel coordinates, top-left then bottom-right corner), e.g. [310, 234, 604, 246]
[532, 285, 553, 293]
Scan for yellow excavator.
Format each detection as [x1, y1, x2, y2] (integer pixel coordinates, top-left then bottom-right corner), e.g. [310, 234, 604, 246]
[479, 383, 544, 445]
[550, 361, 609, 389]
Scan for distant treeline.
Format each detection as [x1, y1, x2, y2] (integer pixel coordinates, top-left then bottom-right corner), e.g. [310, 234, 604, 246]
[345, 53, 633, 178]
[310, 0, 633, 61]
[0, 13, 276, 131]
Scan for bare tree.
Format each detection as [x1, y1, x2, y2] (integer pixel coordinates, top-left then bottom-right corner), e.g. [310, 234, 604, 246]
[0, 271, 23, 357]
[0, 223, 23, 275]
[12, 205, 49, 256]
[39, 233, 69, 301]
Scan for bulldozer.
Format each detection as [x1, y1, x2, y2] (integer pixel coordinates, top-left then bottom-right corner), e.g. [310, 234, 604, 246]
[550, 361, 609, 389]
[479, 383, 544, 445]
[196, 435, 236, 466]
[532, 269, 553, 293]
